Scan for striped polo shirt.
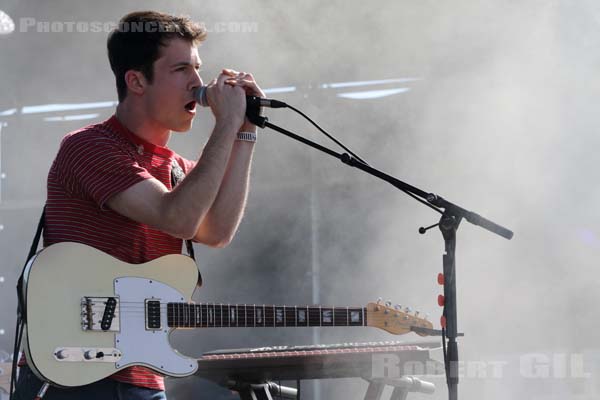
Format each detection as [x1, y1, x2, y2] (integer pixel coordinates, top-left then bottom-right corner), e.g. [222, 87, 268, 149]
[42, 115, 197, 390]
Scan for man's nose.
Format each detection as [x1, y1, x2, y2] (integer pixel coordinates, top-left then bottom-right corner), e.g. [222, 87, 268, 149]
[190, 70, 202, 91]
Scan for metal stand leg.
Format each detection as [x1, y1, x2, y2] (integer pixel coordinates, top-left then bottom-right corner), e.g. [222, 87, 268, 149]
[363, 376, 435, 400]
[364, 381, 386, 400]
[237, 383, 273, 400]
[390, 387, 408, 400]
[230, 381, 298, 400]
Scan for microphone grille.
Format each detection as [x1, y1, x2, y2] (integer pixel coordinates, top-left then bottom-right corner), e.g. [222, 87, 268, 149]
[195, 86, 209, 107]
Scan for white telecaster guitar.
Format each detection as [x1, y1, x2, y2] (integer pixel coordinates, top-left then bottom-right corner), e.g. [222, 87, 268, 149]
[22, 242, 433, 387]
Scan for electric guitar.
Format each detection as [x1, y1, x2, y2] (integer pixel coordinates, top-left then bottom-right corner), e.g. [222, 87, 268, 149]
[22, 242, 433, 387]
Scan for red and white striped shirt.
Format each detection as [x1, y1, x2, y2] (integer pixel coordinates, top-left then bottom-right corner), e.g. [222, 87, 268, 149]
[42, 115, 197, 390]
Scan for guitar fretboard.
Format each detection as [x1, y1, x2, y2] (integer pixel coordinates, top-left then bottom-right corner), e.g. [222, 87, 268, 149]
[165, 303, 367, 328]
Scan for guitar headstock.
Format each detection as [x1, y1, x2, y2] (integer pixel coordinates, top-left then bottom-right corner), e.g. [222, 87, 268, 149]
[366, 301, 433, 336]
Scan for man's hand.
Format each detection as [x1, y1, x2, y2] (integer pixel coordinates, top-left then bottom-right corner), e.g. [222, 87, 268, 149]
[222, 69, 265, 133]
[205, 70, 247, 133]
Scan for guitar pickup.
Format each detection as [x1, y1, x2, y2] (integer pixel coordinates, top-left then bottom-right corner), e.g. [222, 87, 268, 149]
[81, 297, 120, 332]
[145, 299, 162, 331]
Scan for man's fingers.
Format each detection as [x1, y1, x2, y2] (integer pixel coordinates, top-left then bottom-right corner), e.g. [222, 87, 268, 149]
[224, 78, 264, 96]
[219, 69, 264, 97]
[222, 68, 239, 76]
[207, 78, 217, 90]
[216, 72, 231, 89]
[217, 68, 249, 89]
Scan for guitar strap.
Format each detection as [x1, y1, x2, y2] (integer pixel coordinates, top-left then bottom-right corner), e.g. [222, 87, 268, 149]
[9, 160, 201, 398]
[9, 208, 45, 399]
[171, 159, 202, 286]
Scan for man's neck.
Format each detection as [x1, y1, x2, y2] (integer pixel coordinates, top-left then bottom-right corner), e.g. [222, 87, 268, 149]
[115, 102, 171, 147]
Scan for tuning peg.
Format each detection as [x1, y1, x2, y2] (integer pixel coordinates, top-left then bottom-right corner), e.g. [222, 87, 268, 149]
[404, 306, 411, 313]
[384, 301, 392, 314]
[415, 311, 420, 318]
[394, 304, 402, 310]
[377, 297, 383, 304]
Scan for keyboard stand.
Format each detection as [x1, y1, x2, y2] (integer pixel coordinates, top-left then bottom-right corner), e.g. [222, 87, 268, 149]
[196, 340, 441, 400]
[228, 376, 434, 400]
[363, 376, 435, 400]
[229, 381, 298, 400]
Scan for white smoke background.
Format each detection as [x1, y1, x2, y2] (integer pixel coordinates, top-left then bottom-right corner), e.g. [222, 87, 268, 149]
[1, 1, 600, 399]
[183, 1, 600, 399]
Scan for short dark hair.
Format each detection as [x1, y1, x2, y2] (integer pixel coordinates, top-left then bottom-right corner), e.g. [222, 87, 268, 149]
[107, 11, 207, 102]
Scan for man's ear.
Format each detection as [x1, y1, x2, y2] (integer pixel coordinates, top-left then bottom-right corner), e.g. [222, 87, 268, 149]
[123, 70, 147, 96]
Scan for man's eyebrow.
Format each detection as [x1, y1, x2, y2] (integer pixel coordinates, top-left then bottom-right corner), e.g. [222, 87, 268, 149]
[170, 61, 203, 68]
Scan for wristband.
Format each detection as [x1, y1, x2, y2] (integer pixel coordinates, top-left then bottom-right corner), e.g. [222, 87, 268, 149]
[236, 131, 257, 143]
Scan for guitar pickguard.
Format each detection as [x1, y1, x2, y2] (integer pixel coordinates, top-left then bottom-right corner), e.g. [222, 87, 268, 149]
[113, 277, 197, 376]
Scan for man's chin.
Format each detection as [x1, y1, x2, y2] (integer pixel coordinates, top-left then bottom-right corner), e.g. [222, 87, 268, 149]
[171, 119, 194, 133]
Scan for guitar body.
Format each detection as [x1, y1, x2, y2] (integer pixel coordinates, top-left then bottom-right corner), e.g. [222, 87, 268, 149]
[22, 242, 199, 387]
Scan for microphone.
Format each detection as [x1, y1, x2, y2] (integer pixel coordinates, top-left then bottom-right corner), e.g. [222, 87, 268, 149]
[195, 86, 287, 109]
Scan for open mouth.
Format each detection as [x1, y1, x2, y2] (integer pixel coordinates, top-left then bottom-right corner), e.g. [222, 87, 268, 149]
[184, 101, 196, 113]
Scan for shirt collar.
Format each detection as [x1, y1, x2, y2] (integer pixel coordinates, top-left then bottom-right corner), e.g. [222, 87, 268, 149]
[106, 115, 174, 158]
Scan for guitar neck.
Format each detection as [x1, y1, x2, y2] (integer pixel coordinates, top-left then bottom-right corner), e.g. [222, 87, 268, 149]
[165, 303, 367, 329]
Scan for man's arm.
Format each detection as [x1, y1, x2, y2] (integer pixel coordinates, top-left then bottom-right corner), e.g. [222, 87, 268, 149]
[192, 138, 254, 246]
[106, 71, 248, 244]
[192, 71, 263, 246]
[106, 118, 241, 241]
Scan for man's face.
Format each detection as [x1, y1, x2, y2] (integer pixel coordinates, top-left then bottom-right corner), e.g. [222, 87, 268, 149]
[144, 38, 203, 133]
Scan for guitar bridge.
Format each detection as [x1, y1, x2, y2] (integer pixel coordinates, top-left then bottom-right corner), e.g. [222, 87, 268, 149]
[81, 297, 120, 332]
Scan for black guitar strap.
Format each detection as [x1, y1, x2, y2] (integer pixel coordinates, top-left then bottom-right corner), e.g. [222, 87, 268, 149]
[16, 208, 45, 324]
[171, 159, 197, 264]
[171, 159, 202, 286]
[10, 207, 45, 400]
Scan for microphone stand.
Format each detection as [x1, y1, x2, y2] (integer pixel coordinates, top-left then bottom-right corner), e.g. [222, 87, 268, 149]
[247, 111, 513, 400]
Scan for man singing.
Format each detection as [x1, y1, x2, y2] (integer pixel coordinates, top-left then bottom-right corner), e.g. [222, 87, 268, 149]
[14, 10, 263, 400]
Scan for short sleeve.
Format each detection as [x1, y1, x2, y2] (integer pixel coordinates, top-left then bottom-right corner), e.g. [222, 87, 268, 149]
[54, 129, 154, 209]
[173, 154, 197, 175]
